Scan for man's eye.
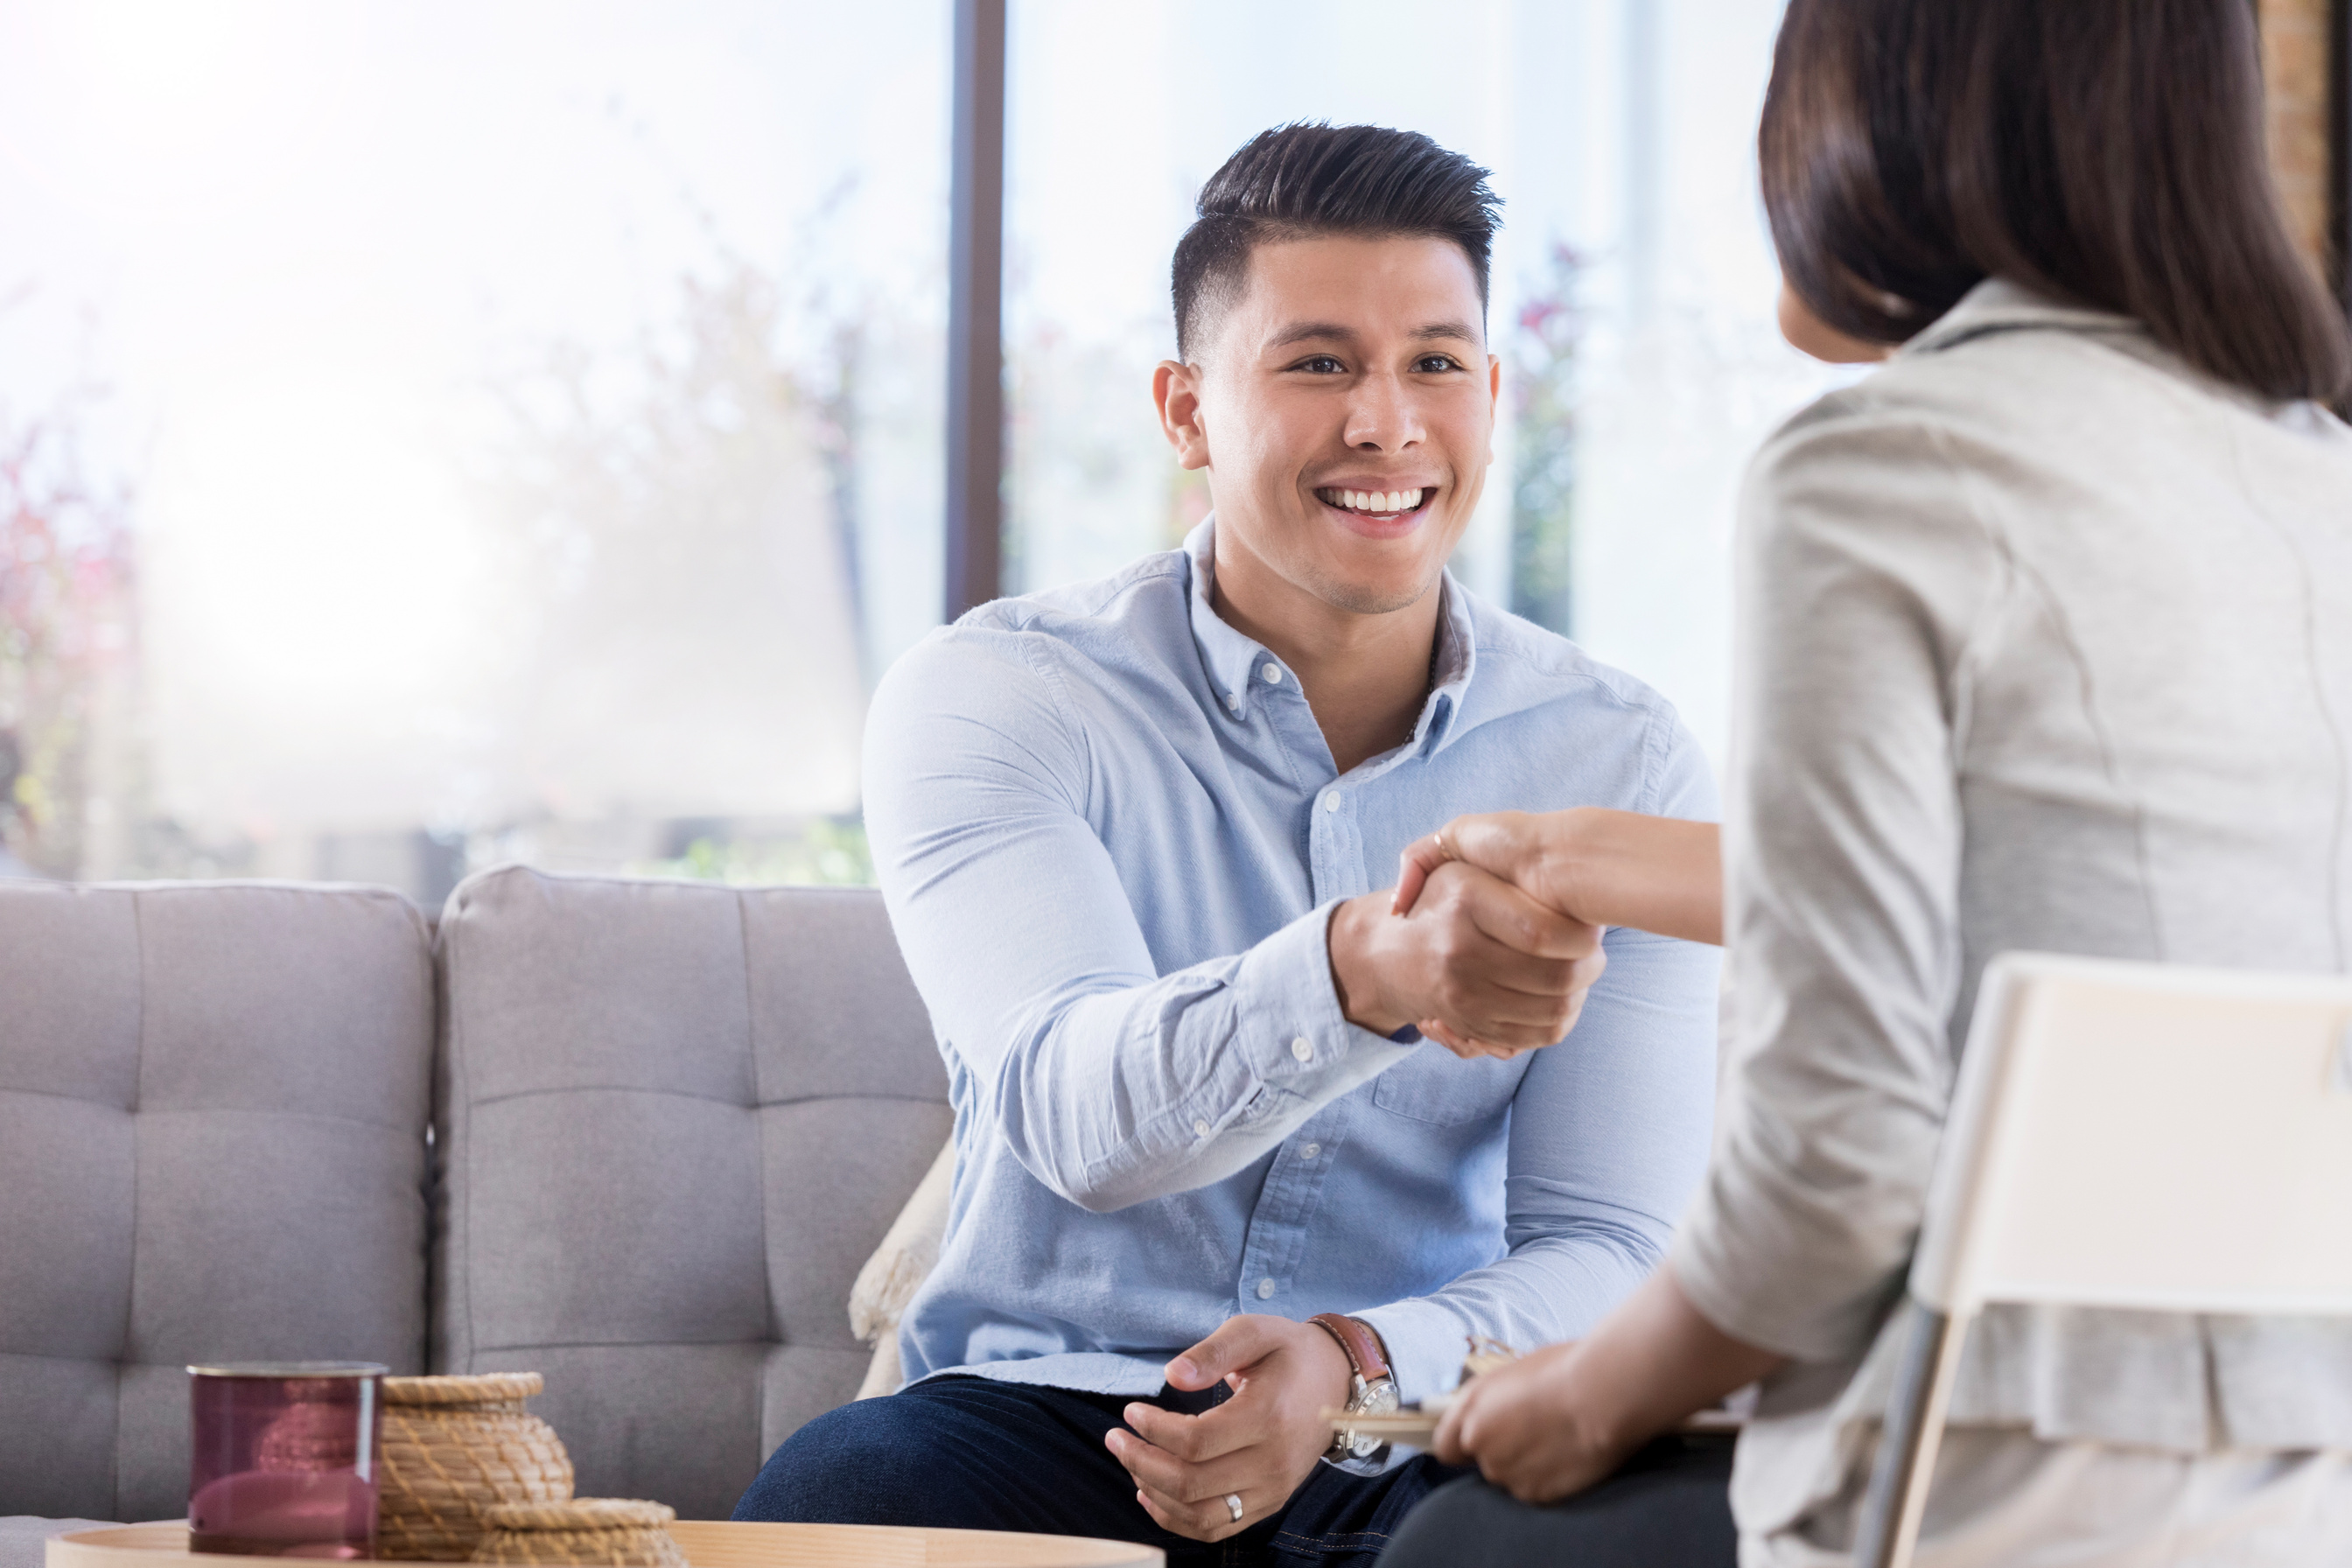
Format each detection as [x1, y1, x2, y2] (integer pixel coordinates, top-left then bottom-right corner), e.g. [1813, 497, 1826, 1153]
[1293, 355, 1346, 374]
[1416, 354, 1463, 373]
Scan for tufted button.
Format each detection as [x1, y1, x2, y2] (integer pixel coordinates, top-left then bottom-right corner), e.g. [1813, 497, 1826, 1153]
[1290, 1036, 1313, 1062]
[1256, 1278, 1278, 1299]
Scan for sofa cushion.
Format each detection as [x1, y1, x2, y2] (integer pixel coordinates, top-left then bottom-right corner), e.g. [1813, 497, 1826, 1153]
[432, 868, 949, 1520]
[0, 882, 434, 1521]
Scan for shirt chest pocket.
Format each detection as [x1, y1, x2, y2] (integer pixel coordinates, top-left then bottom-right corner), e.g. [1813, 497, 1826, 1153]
[1368, 1047, 1528, 1126]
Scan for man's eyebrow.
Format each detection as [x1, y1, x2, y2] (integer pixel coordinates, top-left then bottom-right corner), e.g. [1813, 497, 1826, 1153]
[1267, 321, 1356, 349]
[1264, 319, 1481, 351]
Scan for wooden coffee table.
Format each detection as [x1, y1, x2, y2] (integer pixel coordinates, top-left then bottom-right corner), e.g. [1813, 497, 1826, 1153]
[51, 1520, 1163, 1567]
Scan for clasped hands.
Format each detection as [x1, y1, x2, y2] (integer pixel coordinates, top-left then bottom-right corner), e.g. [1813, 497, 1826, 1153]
[1328, 808, 1607, 1060]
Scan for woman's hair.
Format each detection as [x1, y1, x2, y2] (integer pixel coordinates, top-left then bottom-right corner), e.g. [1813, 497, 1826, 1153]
[1760, 0, 2352, 402]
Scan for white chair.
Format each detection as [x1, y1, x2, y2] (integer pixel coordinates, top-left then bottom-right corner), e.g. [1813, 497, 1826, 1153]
[1853, 951, 2352, 1568]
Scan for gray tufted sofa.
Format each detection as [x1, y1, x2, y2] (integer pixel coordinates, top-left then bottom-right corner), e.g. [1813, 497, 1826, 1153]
[0, 866, 949, 1563]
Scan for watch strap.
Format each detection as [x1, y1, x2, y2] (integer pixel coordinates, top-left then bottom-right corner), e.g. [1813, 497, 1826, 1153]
[1307, 1312, 1391, 1385]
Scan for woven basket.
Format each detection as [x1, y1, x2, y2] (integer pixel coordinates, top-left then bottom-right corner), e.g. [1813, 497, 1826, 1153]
[471, 1500, 687, 1568]
[377, 1373, 576, 1560]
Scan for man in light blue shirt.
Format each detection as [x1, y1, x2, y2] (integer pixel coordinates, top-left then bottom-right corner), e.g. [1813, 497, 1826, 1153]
[735, 123, 1718, 1568]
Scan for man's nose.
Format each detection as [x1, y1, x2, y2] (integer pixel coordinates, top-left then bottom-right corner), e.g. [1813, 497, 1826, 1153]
[1341, 372, 1422, 452]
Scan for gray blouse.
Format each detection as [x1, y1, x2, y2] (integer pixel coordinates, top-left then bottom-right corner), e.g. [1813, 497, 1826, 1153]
[1669, 279, 2352, 1536]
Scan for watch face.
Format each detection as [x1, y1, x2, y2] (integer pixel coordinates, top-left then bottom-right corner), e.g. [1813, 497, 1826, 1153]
[1335, 1378, 1405, 1462]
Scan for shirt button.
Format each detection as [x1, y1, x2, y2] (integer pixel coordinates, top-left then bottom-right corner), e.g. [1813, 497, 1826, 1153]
[1323, 793, 1342, 813]
[1290, 1036, 1313, 1062]
[1224, 695, 1241, 713]
[1261, 663, 1283, 684]
[1193, 1119, 1210, 1138]
[1301, 1143, 1320, 1159]
[1256, 1278, 1278, 1299]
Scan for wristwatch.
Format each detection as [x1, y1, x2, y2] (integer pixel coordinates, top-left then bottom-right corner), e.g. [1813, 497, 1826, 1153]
[1310, 1312, 1401, 1468]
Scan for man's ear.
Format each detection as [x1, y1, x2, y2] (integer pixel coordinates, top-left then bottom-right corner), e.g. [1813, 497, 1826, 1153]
[1154, 360, 1212, 472]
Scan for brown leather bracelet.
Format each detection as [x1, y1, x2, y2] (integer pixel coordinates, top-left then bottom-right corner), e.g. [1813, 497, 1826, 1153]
[1307, 1312, 1391, 1384]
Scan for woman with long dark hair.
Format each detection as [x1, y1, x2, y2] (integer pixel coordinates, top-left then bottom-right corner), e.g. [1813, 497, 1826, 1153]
[1379, 1, 2352, 1562]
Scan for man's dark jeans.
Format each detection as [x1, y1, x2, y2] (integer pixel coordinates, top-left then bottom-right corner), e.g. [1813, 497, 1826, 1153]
[731, 1375, 1462, 1567]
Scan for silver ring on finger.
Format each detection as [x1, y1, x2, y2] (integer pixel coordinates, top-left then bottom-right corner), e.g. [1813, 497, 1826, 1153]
[1223, 1493, 1244, 1524]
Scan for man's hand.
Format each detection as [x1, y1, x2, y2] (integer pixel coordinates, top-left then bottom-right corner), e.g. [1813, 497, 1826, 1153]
[1103, 1314, 1352, 1543]
[1329, 858, 1606, 1059]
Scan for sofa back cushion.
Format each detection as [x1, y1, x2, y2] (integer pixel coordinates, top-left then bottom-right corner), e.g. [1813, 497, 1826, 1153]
[432, 868, 948, 1520]
[0, 881, 434, 1521]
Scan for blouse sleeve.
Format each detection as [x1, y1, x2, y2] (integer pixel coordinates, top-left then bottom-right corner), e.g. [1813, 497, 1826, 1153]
[1669, 398, 2006, 1363]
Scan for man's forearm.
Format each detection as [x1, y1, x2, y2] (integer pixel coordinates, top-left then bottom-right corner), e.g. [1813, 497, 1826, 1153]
[984, 903, 1417, 1213]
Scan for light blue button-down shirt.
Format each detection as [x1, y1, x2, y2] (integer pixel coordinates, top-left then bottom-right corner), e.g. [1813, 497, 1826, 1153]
[863, 520, 1719, 1404]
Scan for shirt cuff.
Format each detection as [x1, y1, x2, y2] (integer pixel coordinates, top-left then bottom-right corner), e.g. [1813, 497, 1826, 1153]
[1221, 899, 1420, 1108]
[1348, 1297, 1473, 1409]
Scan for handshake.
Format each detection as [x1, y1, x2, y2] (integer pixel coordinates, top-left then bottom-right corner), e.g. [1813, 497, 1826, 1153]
[1326, 807, 1722, 1060]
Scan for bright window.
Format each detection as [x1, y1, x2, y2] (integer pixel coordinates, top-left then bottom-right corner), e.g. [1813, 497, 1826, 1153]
[0, 0, 948, 896]
[2, 0, 1844, 902]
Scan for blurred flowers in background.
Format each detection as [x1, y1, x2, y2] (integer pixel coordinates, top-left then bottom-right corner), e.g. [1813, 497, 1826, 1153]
[0, 358, 140, 880]
[1509, 244, 1587, 638]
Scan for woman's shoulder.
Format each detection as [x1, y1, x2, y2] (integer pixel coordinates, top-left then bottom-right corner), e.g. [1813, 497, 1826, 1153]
[1775, 306, 2348, 467]
[1748, 315, 2351, 539]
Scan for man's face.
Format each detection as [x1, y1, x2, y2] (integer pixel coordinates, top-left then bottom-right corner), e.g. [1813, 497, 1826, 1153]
[1165, 234, 1499, 617]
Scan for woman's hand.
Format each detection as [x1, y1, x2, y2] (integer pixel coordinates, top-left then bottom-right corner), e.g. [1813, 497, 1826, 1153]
[1395, 808, 1723, 947]
[1394, 811, 1559, 920]
[1433, 1267, 1786, 1504]
[1432, 1340, 1634, 1503]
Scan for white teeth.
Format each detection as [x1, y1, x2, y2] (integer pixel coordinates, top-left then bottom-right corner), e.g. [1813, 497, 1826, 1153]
[1321, 486, 1429, 513]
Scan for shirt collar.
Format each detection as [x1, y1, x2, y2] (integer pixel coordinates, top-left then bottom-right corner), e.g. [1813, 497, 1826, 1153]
[1183, 516, 1478, 760]
[1898, 276, 2145, 359]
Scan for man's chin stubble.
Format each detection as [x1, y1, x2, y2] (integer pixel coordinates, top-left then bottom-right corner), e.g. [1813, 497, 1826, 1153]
[1299, 561, 1442, 618]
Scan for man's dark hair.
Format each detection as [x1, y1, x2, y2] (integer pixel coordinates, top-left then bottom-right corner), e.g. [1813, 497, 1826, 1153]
[1760, 0, 2351, 402]
[1171, 123, 1502, 361]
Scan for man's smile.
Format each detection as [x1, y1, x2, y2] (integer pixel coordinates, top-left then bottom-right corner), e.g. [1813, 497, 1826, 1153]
[1312, 484, 1437, 538]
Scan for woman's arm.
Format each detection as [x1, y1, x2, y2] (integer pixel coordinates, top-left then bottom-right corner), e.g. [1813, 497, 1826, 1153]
[1430, 1264, 1783, 1503]
[1392, 808, 1723, 946]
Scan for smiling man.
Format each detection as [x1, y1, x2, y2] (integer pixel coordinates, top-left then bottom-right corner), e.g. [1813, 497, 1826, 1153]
[731, 124, 1721, 1568]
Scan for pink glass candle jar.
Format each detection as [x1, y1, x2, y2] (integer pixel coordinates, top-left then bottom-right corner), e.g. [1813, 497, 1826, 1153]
[188, 1362, 387, 1558]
